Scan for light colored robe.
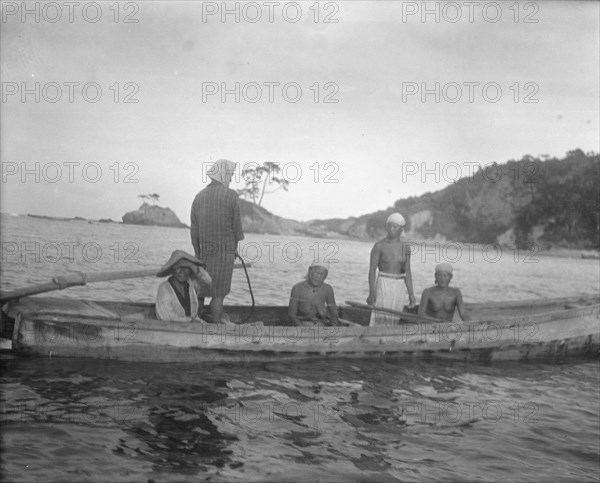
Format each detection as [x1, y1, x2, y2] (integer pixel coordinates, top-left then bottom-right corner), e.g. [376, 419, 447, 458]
[156, 280, 199, 322]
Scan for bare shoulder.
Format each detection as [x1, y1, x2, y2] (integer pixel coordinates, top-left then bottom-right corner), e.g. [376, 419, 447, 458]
[290, 281, 306, 294]
[400, 239, 414, 253]
[371, 239, 385, 251]
[448, 287, 463, 298]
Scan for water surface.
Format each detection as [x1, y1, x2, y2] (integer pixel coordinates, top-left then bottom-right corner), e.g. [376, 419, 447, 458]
[1, 216, 599, 482]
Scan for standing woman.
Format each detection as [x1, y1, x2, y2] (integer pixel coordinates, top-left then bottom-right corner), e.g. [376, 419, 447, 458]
[191, 159, 245, 324]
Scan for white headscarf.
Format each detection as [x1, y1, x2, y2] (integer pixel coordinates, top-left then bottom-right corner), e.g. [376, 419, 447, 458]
[207, 159, 237, 185]
[310, 260, 330, 272]
[386, 213, 406, 227]
[435, 263, 453, 274]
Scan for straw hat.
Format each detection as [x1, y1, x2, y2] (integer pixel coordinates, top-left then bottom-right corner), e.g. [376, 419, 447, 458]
[156, 250, 205, 277]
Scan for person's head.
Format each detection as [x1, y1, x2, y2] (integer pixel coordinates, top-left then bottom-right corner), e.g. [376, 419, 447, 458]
[434, 263, 453, 287]
[386, 213, 406, 238]
[171, 260, 198, 282]
[207, 159, 237, 188]
[156, 250, 204, 281]
[307, 260, 330, 287]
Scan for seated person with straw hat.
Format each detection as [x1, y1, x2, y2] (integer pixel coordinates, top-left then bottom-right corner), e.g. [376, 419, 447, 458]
[418, 263, 470, 322]
[156, 250, 212, 322]
[288, 260, 339, 326]
[367, 212, 416, 326]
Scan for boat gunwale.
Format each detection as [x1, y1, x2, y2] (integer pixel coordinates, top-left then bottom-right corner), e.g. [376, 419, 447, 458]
[12, 300, 600, 343]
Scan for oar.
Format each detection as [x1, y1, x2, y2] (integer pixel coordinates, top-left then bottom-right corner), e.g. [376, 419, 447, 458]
[0, 263, 250, 303]
[0, 269, 158, 303]
[345, 300, 440, 324]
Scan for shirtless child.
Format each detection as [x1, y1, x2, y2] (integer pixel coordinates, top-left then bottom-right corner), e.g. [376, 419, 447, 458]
[367, 213, 416, 326]
[288, 261, 339, 326]
[418, 263, 470, 322]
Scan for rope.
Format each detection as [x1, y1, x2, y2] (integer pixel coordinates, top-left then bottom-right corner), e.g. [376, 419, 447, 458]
[236, 253, 255, 324]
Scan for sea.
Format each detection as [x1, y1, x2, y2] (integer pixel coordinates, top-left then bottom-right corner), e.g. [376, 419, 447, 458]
[1, 214, 599, 482]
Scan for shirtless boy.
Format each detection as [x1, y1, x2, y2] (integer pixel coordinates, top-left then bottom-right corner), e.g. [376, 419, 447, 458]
[367, 213, 416, 326]
[288, 261, 339, 326]
[418, 263, 470, 322]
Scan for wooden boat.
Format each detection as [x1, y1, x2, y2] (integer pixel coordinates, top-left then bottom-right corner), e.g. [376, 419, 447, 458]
[2, 294, 598, 363]
[581, 250, 600, 260]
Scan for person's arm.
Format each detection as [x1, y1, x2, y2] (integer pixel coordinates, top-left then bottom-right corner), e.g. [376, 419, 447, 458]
[190, 268, 212, 297]
[455, 289, 470, 321]
[418, 288, 430, 319]
[366, 243, 380, 305]
[288, 285, 301, 326]
[403, 244, 416, 307]
[231, 194, 244, 243]
[326, 285, 339, 325]
[195, 267, 212, 285]
[190, 198, 200, 258]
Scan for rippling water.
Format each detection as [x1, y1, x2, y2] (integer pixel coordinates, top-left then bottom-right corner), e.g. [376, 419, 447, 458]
[1, 215, 599, 482]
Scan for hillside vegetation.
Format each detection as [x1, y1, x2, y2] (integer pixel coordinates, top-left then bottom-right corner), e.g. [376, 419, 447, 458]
[305, 150, 599, 249]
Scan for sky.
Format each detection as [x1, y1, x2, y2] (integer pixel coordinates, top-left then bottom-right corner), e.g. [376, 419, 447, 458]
[1, 1, 599, 223]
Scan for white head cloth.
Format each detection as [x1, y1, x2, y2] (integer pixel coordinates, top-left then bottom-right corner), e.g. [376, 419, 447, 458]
[207, 159, 237, 184]
[435, 263, 453, 273]
[386, 213, 406, 227]
[310, 260, 330, 272]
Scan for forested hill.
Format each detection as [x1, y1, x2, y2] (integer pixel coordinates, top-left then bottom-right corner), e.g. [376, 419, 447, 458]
[306, 150, 599, 249]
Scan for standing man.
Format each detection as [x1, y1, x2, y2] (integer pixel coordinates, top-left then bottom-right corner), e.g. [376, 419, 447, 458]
[367, 212, 416, 326]
[191, 159, 244, 324]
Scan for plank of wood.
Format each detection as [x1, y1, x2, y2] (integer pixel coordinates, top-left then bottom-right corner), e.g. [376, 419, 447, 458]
[338, 317, 364, 328]
[345, 300, 440, 324]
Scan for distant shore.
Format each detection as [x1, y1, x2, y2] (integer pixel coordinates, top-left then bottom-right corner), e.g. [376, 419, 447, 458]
[3, 212, 598, 260]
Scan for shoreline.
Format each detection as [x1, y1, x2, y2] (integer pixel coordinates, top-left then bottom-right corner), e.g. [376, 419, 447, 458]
[2, 213, 598, 259]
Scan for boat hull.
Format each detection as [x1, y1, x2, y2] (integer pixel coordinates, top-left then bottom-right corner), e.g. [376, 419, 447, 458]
[4, 296, 600, 363]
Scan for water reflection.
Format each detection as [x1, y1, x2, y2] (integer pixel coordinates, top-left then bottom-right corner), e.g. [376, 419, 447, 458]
[1, 356, 598, 481]
[123, 381, 236, 475]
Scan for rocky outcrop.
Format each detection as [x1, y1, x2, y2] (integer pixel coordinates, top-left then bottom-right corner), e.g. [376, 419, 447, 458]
[122, 203, 187, 228]
[239, 200, 309, 235]
[120, 200, 331, 235]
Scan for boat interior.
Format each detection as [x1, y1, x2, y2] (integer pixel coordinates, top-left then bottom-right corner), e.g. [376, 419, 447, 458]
[2, 294, 598, 333]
